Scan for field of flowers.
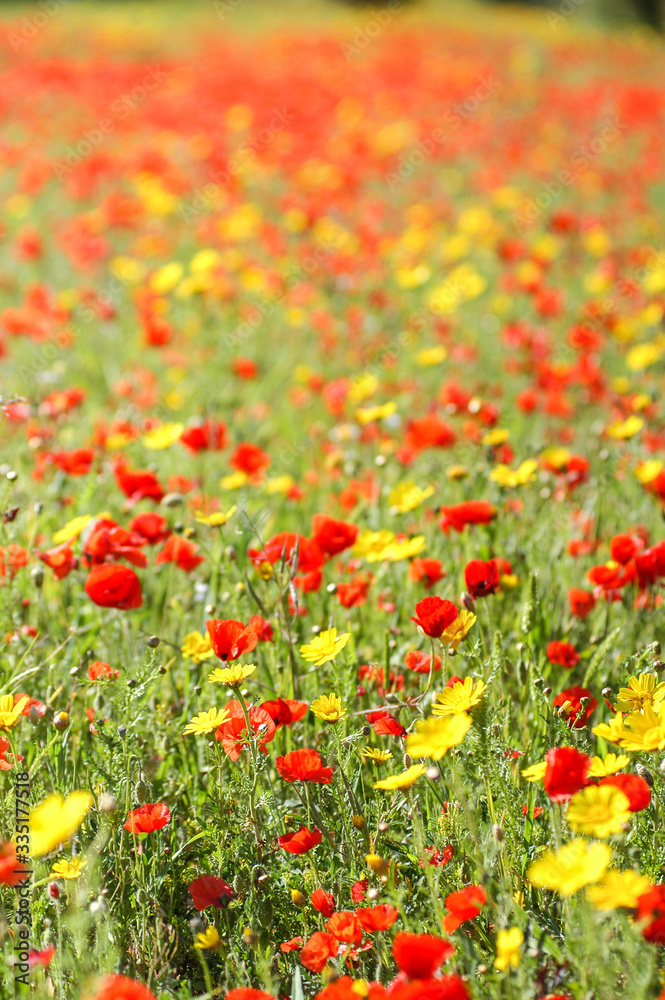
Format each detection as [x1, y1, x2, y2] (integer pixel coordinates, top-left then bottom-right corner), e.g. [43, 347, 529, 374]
[1, 2, 665, 998]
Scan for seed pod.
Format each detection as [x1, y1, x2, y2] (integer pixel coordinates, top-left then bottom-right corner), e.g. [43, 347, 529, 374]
[635, 762, 654, 787]
[135, 779, 149, 804]
[53, 711, 70, 732]
[31, 565, 44, 588]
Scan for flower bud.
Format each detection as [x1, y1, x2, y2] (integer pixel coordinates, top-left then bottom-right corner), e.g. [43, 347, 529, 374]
[290, 889, 307, 907]
[53, 711, 70, 732]
[351, 815, 365, 829]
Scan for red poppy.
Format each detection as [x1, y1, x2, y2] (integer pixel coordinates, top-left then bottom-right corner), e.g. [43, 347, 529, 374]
[568, 588, 596, 618]
[337, 576, 372, 608]
[83, 519, 147, 568]
[410, 597, 459, 638]
[249, 532, 324, 575]
[312, 513, 358, 556]
[355, 904, 399, 933]
[84, 564, 142, 610]
[206, 619, 258, 661]
[180, 419, 227, 453]
[114, 462, 164, 503]
[50, 448, 95, 477]
[351, 880, 368, 902]
[279, 826, 322, 854]
[543, 747, 591, 802]
[0, 842, 27, 885]
[129, 512, 171, 545]
[372, 715, 406, 737]
[216, 703, 276, 761]
[552, 686, 597, 728]
[28, 946, 55, 968]
[312, 888, 335, 917]
[37, 541, 77, 579]
[421, 844, 454, 867]
[155, 536, 204, 572]
[404, 414, 456, 454]
[88, 661, 120, 681]
[439, 501, 496, 535]
[442, 885, 486, 933]
[276, 748, 334, 784]
[464, 559, 500, 599]
[327, 911, 363, 945]
[123, 803, 171, 834]
[260, 698, 308, 728]
[637, 884, 665, 943]
[226, 991, 276, 1000]
[609, 533, 645, 564]
[86, 976, 157, 1000]
[0, 736, 22, 770]
[546, 641, 580, 669]
[408, 558, 446, 588]
[188, 875, 234, 910]
[232, 357, 259, 379]
[599, 774, 651, 812]
[405, 650, 442, 674]
[280, 937, 304, 953]
[230, 442, 270, 477]
[248, 614, 274, 642]
[301, 931, 339, 972]
[392, 932, 454, 979]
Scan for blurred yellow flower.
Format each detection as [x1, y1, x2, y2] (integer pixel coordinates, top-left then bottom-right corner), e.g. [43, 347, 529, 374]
[374, 763, 426, 791]
[494, 927, 523, 971]
[0, 695, 28, 732]
[587, 753, 630, 778]
[521, 761, 547, 783]
[356, 402, 397, 425]
[388, 481, 435, 513]
[586, 869, 652, 911]
[181, 631, 214, 662]
[416, 346, 447, 366]
[353, 530, 396, 560]
[50, 857, 87, 880]
[605, 415, 643, 440]
[381, 536, 426, 561]
[490, 459, 538, 488]
[194, 926, 222, 950]
[142, 423, 184, 450]
[433, 678, 485, 716]
[527, 839, 611, 897]
[53, 514, 93, 545]
[220, 472, 249, 490]
[615, 705, 665, 752]
[566, 785, 631, 838]
[310, 693, 346, 722]
[300, 628, 350, 667]
[183, 708, 230, 736]
[194, 506, 237, 527]
[150, 261, 184, 294]
[30, 792, 93, 858]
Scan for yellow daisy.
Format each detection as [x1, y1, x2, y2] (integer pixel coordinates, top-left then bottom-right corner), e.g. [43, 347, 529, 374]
[374, 763, 426, 791]
[300, 628, 350, 667]
[432, 678, 486, 717]
[208, 664, 257, 687]
[183, 708, 230, 736]
[310, 693, 346, 722]
[405, 714, 471, 760]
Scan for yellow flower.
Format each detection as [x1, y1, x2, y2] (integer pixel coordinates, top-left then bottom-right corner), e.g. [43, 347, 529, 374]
[482, 428, 510, 447]
[388, 481, 435, 513]
[494, 927, 523, 971]
[490, 459, 538, 488]
[566, 785, 631, 838]
[587, 753, 630, 778]
[220, 471, 249, 490]
[405, 714, 471, 760]
[433, 678, 485, 716]
[360, 747, 393, 765]
[592, 715, 631, 745]
[29, 792, 93, 858]
[300, 628, 350, 667]
[356, 402, 397, 425]
[208, 664, 257, 687]
[615, 704, 665, 752]
[194, 926, 221, 950]
[194, 506, 236, 527]
[50, 857, 87, 880]
[606, 415, 643, 440]
[142, 422, 184, 450]
[527, 839, 612, 897]
[291, 889, 307, 907]
[374, 763, 426, 791]
[183, 708, 230, 736]
[381, 536, 426, 561]
[181, 631, 214, 662]
[150, 261, 183, 294]
[521, 761, 547, 783]
[353, 530, 396, 560]
[366, 853, 389, 874]
[265, 476, 295, 495]
[310, 693, 346, 722]
[416, 346, 447, 366]
[446, 465, 469, 480]
[615, 673, 665, 714]
[635, 460, 663, 485]
[0, 695, 28, 732]
[586, 869, 652, 911]
[439, 610, 477, 650]
[52, 514, 93, 545]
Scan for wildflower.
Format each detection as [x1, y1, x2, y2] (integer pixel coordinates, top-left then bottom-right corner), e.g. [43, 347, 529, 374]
[616, 705, 665, 751]
[592, 715, 631, 745]
[300, 931, 338, 973]
[360, 747, 393, 765]
[406, 714, 472, 760]
[0, 694, 28, 732]
[543, 747, 591, 802]
[410, 596, 459, 638]
[615, 674, 665, 713]
[439, 609, 477, 649]
[464, 559, 500, 598]
[142, 422, 183, 449]
[216, 704, 276, 760]
[374, 763, 426, 791]
[50, 857, 87, 880]
[183, 708, 230, 736]
[310, 693, 346, 722]
[30, 791, 93, 857]
[546, 641, 580, 669]
[586, 870, 652, 910]
[208, 663, 257, 687]
[188, 875, 233, 910]
[392, 932, 454, 979]
[587, 753, 630, 777]
[355, 904, 399, 932]
[311, 889, 335, 916]
[291, 889, 307, 907]
[366, 854, 389, 875]
[442, 885, 487, 932]
[433, 678, 486, 716]
[124, 803, 171, 834]
[276, 749, 334, 784]
[440, 501, 496, 534]
[155, 536, 204, 572]
[194, 506, 236, 526]
[279, 826, 322, 855]
[490, 460, 538, 488]
[84, 564, 143, 610]
[566, 785, 631, 837]
[527, 839, 612, 896]
[553, 686, 597, 728]
[86, 975, 157, 1000]
[327, 912, 362, 945]
[494, 927, 523, 971]
[408, 557, 446, 588]
[181, 631, 214, 662]
[521, 761, 547, 782]
[193, 927, 221, 950]
[88, 661, 120, 682]
[311, 513, 358, 555]
[636, 884, 665, 942]
[206, 619, 258, 662]
[405, 650, 442, 674]
[599, 773, 651, 812]
[300, 628, 350, 666]
[388, 481, 435, 513]
[0, 842, 27, 884]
